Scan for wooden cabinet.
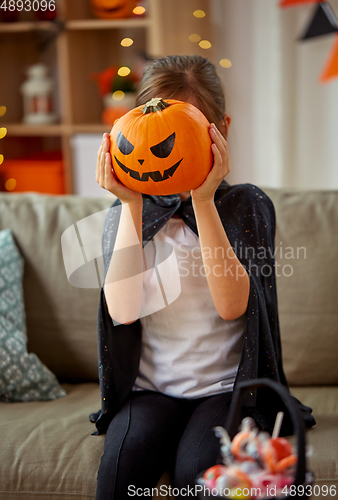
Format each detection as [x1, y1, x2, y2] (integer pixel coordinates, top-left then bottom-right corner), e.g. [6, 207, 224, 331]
[0, 0, 162, 194]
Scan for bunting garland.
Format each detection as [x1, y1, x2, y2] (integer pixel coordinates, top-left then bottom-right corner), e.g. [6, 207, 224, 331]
[299, 2, 338, 39]
[279, 0, 321, 6]
[279, 0, 338, 83]
[319, 32, 338, 82]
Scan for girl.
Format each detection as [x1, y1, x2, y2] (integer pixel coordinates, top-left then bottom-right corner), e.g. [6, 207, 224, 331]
[92, 55, 315, 499]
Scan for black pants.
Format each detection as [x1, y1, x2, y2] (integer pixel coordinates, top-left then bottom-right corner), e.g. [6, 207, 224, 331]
[95, 389, 254, 500]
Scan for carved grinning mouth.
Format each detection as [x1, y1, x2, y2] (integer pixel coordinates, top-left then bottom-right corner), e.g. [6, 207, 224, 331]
[114, 156, 183, 182]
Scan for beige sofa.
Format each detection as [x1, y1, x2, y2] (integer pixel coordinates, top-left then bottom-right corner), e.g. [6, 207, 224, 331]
[0, 188, 337, 500]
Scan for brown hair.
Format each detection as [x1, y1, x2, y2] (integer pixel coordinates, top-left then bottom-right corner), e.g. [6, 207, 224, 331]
[135, 55, 228, 138]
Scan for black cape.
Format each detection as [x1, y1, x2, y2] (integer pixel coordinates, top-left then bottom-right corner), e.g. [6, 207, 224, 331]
[90, 180, 316, 437]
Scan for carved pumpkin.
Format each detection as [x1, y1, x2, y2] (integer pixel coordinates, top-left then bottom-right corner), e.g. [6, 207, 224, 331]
[90, 0, 137, 19]
[110, 98, 213, 196]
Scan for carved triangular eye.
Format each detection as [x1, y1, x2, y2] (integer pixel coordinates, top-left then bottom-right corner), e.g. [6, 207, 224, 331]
[150, 132, 175, 158]
[117, 129, 134, 155]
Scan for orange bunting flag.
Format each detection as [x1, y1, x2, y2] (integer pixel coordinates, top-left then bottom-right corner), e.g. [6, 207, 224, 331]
[279, 0, 321, 7]
[319, 32, 338, 82]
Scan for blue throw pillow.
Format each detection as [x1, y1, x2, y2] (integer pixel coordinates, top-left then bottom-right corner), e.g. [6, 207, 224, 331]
[0, 229, 66, 402]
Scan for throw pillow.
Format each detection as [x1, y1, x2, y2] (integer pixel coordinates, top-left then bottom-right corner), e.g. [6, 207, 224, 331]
[0, 228, 66, 402]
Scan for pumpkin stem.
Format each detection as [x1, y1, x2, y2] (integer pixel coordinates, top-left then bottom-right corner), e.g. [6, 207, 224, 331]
[142, 98, 170, 114]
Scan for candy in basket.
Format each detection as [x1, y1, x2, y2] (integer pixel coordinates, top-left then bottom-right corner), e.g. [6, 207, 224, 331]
[195, 379, 314, 499]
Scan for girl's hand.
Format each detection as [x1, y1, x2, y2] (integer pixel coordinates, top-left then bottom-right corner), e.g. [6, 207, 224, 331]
[96, 133, 143, 206]
[191, 123, 231, 203]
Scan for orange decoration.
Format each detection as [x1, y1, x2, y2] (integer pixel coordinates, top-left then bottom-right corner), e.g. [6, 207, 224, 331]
[90, 0, 138, 19]
[110, 98, 213, 196]
[319, 32, 338, 83]
[203, 464, 227, 481]
[225, 467, 252, 488]
[279, 0, 321, 7]
[270, 437, 293, 462]
[275, 454, 298, 473]
[90, 67, 118, 97]
[0, 152, 65, 194]
[260, 443, 279, 473]
[102, 106, 130, 126]
[231, 431, 259, 462]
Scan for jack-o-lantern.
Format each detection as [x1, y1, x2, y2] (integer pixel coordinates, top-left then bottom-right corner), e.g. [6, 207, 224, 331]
[110, 98, 213, 196]
[90, 0, 137, 19]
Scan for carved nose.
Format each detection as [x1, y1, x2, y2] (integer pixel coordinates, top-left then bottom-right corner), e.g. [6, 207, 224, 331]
[138, 159, 145, 165]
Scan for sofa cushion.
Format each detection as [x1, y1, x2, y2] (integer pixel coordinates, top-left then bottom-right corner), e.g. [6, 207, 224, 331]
[0, 384, 336, 499]
[264, 188, 338, 386]
[0, 193, 115, 383]
[0, 228, 66, 402]
[0, 383, 103, 500]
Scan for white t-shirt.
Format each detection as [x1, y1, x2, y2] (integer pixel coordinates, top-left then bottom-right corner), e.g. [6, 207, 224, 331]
[132, 216, 246, 398]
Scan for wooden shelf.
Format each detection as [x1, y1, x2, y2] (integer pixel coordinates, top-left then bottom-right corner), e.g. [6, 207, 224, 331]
[5, 123, 112, 136]
[0, 17, 151, 33]
[65, 18, 151, 31]
[0, 0, 160, 194]
[6, 124, 65, 136]
[69, 124, 111, 134]
[0, 21, 60, 33]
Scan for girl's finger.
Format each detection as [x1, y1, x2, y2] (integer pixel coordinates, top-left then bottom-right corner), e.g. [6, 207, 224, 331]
[210, 124, 227, 158]
[105, 152, 115, 189]
[98, 150, 104, 187]
[96, 152, 100, 184]
[102, 134, 110, 153]
[100, 146, 107, 171]
[211, 123, 227, 146]
[97, 139, 103, 161]
[212, 143, 222, 168]
[212, 143, 230, 178]
[96, 141, 104, 183]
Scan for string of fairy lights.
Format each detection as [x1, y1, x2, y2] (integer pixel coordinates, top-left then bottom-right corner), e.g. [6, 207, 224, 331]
[113, 7, 232, 103]
[190, 9, 232, 68]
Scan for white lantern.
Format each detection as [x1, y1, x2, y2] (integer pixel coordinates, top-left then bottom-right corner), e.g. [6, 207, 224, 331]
[20, 64, 57, 125]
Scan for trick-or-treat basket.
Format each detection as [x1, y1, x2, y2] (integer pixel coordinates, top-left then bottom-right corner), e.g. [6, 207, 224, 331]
[195, 378, 315, 500]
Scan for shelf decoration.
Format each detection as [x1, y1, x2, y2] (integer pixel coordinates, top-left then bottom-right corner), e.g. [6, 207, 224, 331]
[20, 64, 57, 125]
[319, 32, 338, 82]
[0, 151, 65, 194]
[90, 64, 140, 126]
[90, 0, 138, 19]
[279, 0, 338, 82]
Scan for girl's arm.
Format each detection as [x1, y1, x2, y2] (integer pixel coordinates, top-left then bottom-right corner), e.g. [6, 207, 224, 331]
[96, 133, 145, 325]
[192, 197, 250, 320]
[191, 123, 250, 320]
[104, 200, 145, 325]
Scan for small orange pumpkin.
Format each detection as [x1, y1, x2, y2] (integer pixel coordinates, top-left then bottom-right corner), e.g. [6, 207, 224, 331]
[110, 98, 213, 196]
[90, 0, 137, 19]
[102, 106, 130, 126]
